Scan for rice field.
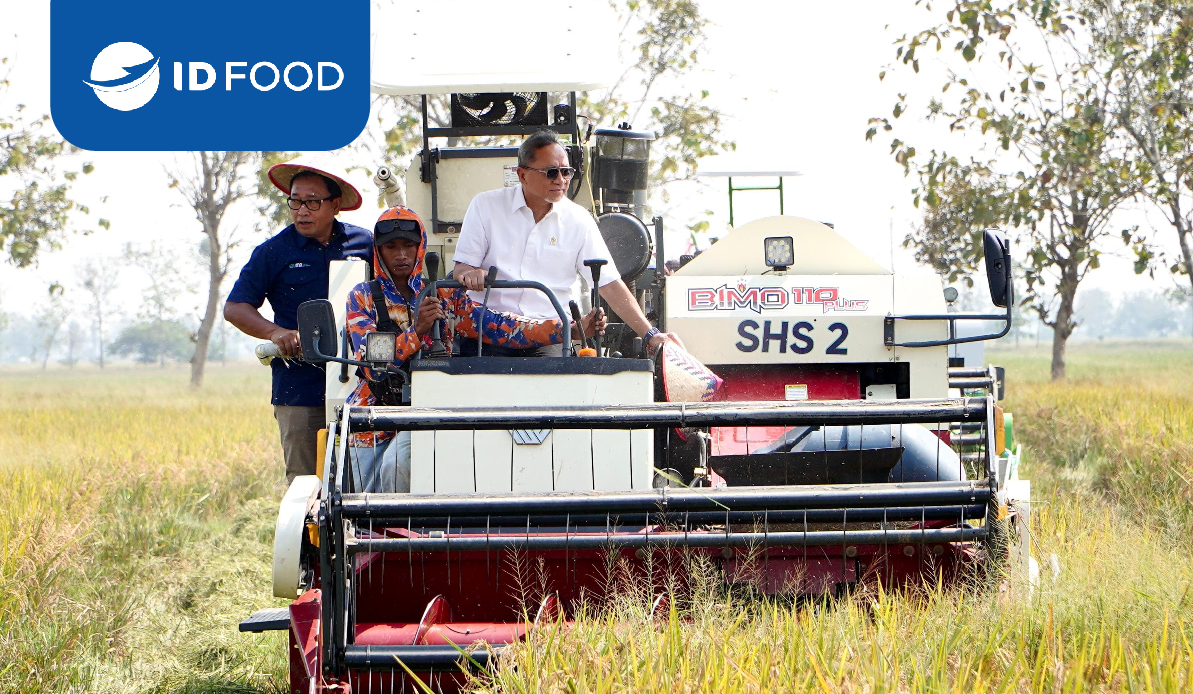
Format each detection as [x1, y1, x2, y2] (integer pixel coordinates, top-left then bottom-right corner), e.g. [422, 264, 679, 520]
[2, 342, 1192, 692]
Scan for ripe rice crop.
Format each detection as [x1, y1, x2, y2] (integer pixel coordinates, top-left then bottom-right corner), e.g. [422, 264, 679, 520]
[2, 344, 1191, 692]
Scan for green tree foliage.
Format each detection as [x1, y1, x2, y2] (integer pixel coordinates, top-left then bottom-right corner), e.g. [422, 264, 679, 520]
[0, 56, 103, 267]
[78, 259, 119, 368]
[109, 319, 194, 364]
[1089, 1, 1193, 299]
[255, 150, 298, 227]
[33, 283, 69, 370]
[869, 0, 1144, 379]
[580, 0, 734, 195]
[122, 242, 196, 367]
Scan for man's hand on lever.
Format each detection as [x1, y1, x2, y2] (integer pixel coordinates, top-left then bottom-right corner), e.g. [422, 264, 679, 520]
[572, 306, 606, 341]
[597, 279, 684, 356]
[414, 295, 446, 337]
[225, 301, 303, 357]
[269, 327, 302, 357]
[455, 262, 487, 291]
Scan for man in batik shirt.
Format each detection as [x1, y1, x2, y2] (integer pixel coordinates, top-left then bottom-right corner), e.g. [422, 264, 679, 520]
[344, 206, 598, 492]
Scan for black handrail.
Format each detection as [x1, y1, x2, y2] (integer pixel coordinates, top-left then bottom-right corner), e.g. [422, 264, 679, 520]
[411, 278, 572, 358]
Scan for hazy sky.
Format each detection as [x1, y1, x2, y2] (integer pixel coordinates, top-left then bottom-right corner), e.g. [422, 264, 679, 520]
[0, 0, 1183, 322]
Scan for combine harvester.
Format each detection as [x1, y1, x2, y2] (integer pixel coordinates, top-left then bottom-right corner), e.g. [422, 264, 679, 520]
[240, 3, 1032, 691]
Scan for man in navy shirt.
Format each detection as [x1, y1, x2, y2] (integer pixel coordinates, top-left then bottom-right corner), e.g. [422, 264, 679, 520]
[225, 154, 373, 484]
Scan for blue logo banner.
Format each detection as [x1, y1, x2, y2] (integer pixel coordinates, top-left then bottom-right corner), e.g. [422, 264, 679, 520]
[51, 0, 370, 151]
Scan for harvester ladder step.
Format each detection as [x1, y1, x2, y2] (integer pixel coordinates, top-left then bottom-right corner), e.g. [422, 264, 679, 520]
[239, 607, 290, 633]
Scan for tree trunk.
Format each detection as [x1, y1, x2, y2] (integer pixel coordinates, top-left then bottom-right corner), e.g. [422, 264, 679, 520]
[97, 313, 105, 369]
[1049, 267, 1079, 380]
[190, 223, 223, 387]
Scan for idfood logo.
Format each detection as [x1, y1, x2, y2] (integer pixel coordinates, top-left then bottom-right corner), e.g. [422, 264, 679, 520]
[84, 42, 160, 111]
[51, 0, 369, 151]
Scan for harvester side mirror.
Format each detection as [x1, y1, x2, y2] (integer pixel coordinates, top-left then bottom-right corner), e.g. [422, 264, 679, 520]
[983, 230, 1012, 308]
[297, 299, 338, 363]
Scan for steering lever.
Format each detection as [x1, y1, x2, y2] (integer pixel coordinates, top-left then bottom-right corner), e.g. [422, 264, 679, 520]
[423, 252, 449, 358]
[582, 259, 607, 355]
[476, 266, 499, 356]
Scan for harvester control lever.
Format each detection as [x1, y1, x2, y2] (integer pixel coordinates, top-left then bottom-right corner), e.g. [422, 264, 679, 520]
[583, 259, 607, 355]
[476, 266, 499, 356]
[423, 252, 448, 358]
[569, 301, 595, 356]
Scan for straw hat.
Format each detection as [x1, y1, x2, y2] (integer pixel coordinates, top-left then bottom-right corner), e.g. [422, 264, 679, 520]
[268, 152, 363, 211]
[661, 343, 723, 403]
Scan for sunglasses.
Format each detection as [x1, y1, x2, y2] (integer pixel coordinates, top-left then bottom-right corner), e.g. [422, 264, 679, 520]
[287, 196, 335, 211]
[376, 218, 420, 234]
[521, 165, 576, 181]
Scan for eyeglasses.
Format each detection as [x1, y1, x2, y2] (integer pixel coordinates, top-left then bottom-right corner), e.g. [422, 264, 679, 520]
[521, 165, 576, 181]
[287, 196, 336, 211]
[376, 218, 420, 234]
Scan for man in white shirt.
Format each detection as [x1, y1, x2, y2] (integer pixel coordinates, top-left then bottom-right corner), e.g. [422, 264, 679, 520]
[454, 130, 683, 356]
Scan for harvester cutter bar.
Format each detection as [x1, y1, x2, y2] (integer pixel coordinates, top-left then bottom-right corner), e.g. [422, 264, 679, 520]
[351, 504, 987, 528]
[349, 525, 986, 553]
[343, 644, 497, 671]
[339, 480, 990, 518]
[347, 397, 987, 432]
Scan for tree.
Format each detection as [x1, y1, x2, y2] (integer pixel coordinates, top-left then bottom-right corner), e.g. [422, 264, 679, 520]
[1166, 284, 1193, 340]
[580, 0, 734, 197]
[0, 55, 103, 267]
[167, 151, 260, 387]
[122, 241, 195, 367]
[870, 0, 1144, 379]
[1073, 286, 1118, 338]
[33, 284, 69, 370]
[110, 319, 194, 364]
[368, 0, 732, 215]
[1091, 0, 1193, 308]
[59, 320, 82, 367]
[78, 259, 119, 368]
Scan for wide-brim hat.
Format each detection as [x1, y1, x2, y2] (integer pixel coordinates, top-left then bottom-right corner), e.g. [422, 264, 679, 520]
[661, 343, 724, 403]
[268, 152, 363, 211]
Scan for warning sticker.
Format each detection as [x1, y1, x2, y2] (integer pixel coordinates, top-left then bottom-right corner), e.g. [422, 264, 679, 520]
[785, 384, 808, 401]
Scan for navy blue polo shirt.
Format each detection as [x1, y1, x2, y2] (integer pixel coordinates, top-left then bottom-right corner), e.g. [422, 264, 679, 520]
[228, 220, 373, 407]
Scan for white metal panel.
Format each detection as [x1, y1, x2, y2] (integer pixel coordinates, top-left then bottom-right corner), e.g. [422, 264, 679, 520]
[552, 430, 594, 491]
[592, 430, 631, 490]
[325, 259, 368, 424]
[405, 155, 516, 225]
[512, 433, 556, 492]
[410, 431, 435, 492]
[409, 369, 652, 493]
[434, 431, 477, 493]
[474, 430, 513, 492]
[672, 217, 891, 277]
[892, 274, 949, 398]
[666, 274, 895, 366]
[629, 429, 651, 489]
[370, 1, 618, 96]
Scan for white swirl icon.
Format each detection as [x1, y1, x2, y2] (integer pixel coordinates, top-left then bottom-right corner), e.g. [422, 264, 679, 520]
[83, 42, 160, 111]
